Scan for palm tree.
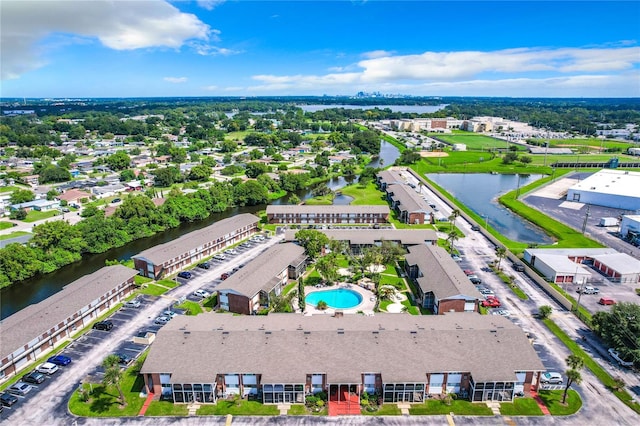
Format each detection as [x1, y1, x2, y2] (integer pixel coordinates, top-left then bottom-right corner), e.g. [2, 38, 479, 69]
[562, 354, 584, 404]
[449, 209, 460, 232]
[495, 246, 507, 270]
[102, 355, 126, 407]
[377, 285, 397, 301]
[562, 369, 582, 404]
[316, 254, 339, 284]
[447, 231, 458, 254]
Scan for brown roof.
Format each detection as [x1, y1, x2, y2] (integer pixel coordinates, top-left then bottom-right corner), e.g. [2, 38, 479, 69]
[266, 205, 389, 215]
[406, 245, 483, 301]
[132, 213, 259, 266]
[0, 265, 138, 361]
[141, 313, 544, 385]
[284, 228, 437, 246]
[57, 188, 91, 202]
[216, 243, 306, 297]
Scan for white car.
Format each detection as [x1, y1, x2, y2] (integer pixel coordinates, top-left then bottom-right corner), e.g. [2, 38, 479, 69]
[608, 348, 634, 367]
[213, 254, 226, 261]
[36, 362, 59, 375]
[493, 309, 511, 317]
[124, 299, 141, 308]
[226, 249, 237, 255]
[154, 316, 170, 325]
[193, 289, 211, 299]
[540, 372, 563, 384]
[162, 310, 177, 319]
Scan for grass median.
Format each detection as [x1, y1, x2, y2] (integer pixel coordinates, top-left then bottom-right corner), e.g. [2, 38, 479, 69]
[408, 399, 492, 415]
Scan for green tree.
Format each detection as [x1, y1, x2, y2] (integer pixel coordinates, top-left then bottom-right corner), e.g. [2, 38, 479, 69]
[295, 229, 329, 259]
[188, 164, 212, 181]
[449, 208, 460, 232]
[502, 152, 519, 164]
[563, 369, 582, 405]
[447, 230, 459, 254]
[9, 208, 27, 220]
[102, 355, 126, 407]
[39, 165, 71, 184]
[495, 246, 507, 270]
[245, 162, 269, 178]
[46, 189, 59, 201]
[219, 140, 237, 153]
[538, 305, 553, 319]
[316, 254, 339, 284]
[10, 189, 35, 204]
[520, 155, 533, 164]
[233, 180, 269, 206]
[106, 151, 131, 171]
[119, 169, 136, 182]
[592, 302, 640, 366]
[153, 166, 182, 187]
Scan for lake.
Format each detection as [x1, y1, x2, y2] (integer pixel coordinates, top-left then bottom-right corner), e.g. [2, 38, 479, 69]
[426, 173, 553, 245]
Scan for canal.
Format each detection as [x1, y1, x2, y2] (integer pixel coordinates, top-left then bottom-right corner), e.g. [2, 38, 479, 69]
[1, 141, 401, 319]
[426, 173, 553, 245]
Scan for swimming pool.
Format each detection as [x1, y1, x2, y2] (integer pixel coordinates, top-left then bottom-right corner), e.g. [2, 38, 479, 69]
[305, 288, 363, 309]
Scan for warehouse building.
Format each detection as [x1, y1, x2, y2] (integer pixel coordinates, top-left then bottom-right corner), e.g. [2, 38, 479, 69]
[566, 170, 640, 210]
[140, 313, 544, 408]
[620, 215, 640, 246]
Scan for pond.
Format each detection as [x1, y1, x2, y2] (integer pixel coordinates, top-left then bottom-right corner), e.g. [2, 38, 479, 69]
[426, 173, 553, 245]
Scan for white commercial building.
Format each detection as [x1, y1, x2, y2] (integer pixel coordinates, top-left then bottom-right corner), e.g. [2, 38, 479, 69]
[566, 170, 640, 210]
[620, 215, 640, 240]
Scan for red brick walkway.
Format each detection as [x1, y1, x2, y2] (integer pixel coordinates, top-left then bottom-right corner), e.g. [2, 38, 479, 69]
[138, 393, 155, 416]
[328, 391, 360, 416]
[529, 390, 551, 415]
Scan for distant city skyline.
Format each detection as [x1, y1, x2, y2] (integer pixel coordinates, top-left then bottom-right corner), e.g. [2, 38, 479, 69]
[1, 0, 639, 98]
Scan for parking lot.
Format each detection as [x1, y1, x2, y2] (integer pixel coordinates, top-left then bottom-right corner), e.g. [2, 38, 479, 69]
[2, 233, 281, 423]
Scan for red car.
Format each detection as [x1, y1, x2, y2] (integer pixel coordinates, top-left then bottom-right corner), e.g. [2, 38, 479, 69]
[481, 297, 501, 308]
[220, 273, 229, 280]
[463, 269, 474, 276]
[598, 297, 615, 306]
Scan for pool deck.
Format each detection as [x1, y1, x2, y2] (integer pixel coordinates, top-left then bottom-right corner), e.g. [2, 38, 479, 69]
[302, 283, 376, 316]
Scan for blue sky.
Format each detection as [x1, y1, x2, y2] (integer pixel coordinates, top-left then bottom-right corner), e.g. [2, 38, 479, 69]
[2, 0, 639, 98]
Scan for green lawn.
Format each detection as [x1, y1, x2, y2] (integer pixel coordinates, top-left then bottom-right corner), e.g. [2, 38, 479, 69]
[408, 399, 493, 415]
[68, 368, 146, 417]
[339, 181, 389, 205]
[203, 294, 218, 311]
[537, 390, 582, 416]
[0, 185, 21, 193]
[430, 133, 514, 150]
[175, 300, 203, 315]
[0, 221, 16, 230]
[362, 404, 402, 415]
[287, 404, 308, 415]
[304, 195, 333, 205]
[499, 397, 544, 416]
[157, 279, 179, 288]
[542, 319, 640, 414]
[196, 399, 279, 415]
[134, 275, 153, 285]
[24, 210, 59, 222]
[139, 283, 170, 296]
[0, 231, 30, 241]
[546, 138, 634, 150]
[144, 400, 189, 416]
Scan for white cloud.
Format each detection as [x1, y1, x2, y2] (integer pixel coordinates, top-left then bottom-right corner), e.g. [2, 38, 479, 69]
[164, 77, 188, 83]
[197, 0, 225, 11]
[1, 0, 211, 79]
[246, 46, 640, 96]
[361, 50, 394, 59]
[191, 42, 241, 56]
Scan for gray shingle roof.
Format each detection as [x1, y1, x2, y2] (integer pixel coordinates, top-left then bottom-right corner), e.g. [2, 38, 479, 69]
[0, 265, 138, 361]
[387, 184, 431, 214]
[266, 205, 389, 215]
[132, 213, 259, 266]
[284, 229, 437, 246]
[406, 245, 482, 300]
[216, 243, 306, 297]
[141, 313, 544, 385]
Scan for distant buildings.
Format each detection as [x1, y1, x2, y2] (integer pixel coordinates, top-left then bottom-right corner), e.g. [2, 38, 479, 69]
[566, 170, 640, 210]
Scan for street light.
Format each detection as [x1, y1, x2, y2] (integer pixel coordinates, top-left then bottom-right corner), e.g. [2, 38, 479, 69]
[482, 214, 489, 229]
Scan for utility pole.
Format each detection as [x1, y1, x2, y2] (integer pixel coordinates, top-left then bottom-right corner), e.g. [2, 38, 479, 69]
[581, 205, 591, 234]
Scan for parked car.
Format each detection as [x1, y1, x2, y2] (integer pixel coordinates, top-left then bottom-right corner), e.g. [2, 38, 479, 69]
[493, 309, 511, 317]
[513, 263, 525, 272]
[7, 382, 32, 396]
[598, 297, 616, 305]
[540, 372, 563, 384]
[577, 286, 600, 294]
[162, 310, 177, 319]
[226, 249, 237, 255]
[114, 353, 132, 365]
[22, 371, 46, 385]
[124, 299, 141, 308]
[470, 277, 482, 285]
[220, 273, 229, 280]
[451, 254, 462, 262]
[481, 297, 501, 308]
[111, 198, 121, 204]
[213, 254, 226, 261]
[154, 316, 170, 325]
[197, 262, 210, 269]
[36, 362, 59, 375]
[463, 269, 474, 275]
[93, 320, 114, 331]
[480, 288, 494, 296]
[471, 225, 480, 231]
[608, 348, 634, 367]
[193, 289, 211, 299]
[0, 392, 18, 407]
[47, 355, 71, 366]
[177, 271, 192, 279]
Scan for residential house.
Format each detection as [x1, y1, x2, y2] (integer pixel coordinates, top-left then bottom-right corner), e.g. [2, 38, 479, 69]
[215, 243, 307, 315]
[56, 188, 91, 206]
[132, 213, 259, 279]
[405, 245, 482, 314]
[140, 313, 544, 406]
[0, 265, 138, 381]
[9, 199, 60, 212]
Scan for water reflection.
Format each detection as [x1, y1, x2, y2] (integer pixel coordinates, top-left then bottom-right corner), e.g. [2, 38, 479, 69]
[427, 173, 552, 245]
